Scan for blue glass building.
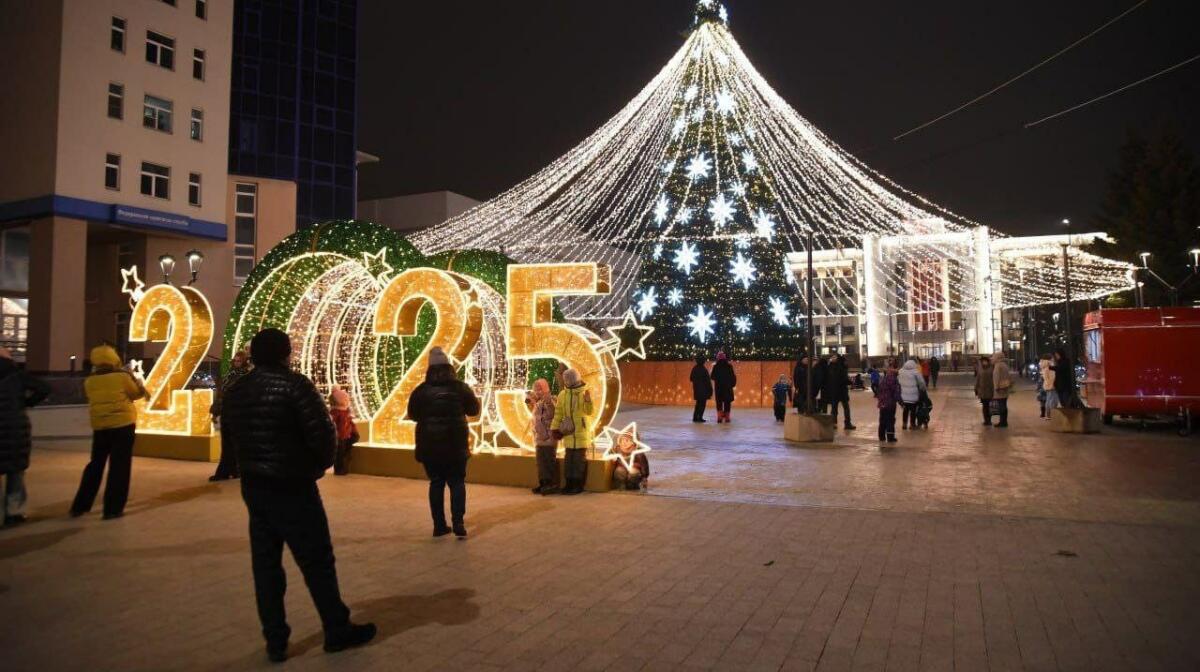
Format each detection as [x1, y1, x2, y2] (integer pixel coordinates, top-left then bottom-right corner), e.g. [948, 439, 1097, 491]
[228, 0, 358, 229]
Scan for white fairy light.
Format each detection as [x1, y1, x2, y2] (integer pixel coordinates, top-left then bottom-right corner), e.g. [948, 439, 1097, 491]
[733, 315, 751, 333]
[674, 241, 700, 275]
[769, 296, 791, 326]
[409, 11, 1134, 325]
[687, 304, 716, 343]
[708, 193, 736, 227]
[636, 286, 659, 319]
[729, 252, 757, 289]
[686, 152, 712, 181]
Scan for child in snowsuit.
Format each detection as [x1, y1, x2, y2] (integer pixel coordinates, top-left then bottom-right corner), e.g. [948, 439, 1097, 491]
[772, 374, 791, 422]
[329, 386, 358, 475]
[611, 428, 649, 491]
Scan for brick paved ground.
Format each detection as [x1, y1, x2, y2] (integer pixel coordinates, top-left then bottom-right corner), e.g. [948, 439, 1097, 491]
[3, 375, 1198, 671]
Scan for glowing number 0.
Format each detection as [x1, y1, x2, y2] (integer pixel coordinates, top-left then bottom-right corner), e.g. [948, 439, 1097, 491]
[370, 268, 483, 447]
[129, 284, 215, 435]
[496, 263, 621, 450]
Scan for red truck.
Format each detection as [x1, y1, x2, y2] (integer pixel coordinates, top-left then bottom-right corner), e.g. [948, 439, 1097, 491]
[1082, 307, 1200, 435]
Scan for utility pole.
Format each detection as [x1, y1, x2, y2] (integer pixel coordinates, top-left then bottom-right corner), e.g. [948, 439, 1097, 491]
[1061, 219, 1074, 360]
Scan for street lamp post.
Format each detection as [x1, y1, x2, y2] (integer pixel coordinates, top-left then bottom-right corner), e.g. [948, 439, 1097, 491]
[805, 231, 815, 415]
[158, 254, 176, 284]
[1060, 219, 1074, 360]
[185, 249, 205, 285]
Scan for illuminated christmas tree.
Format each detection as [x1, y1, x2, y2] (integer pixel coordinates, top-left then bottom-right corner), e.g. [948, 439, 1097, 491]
[632, 0, 797, 359]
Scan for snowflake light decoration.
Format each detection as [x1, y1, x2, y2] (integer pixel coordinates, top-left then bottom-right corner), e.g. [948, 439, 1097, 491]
[687, 304, 715, 343]
[733, 315, 751, 334]
[667, 288, 684, 306]
[715, 90, 735, 115]
[653, 194, 671, 225]
[734, 233, 751, 250]
[652, 243, 664, 260]
[686, 153, 711, 181]
[741, 150, 759, 173]
[684, 84, 699, 101]
[754, 208, 776, 241]
[728, 131, 744, 147]
[731, 181, 747, 197]
[769, 296, 791, 326]
[673, 241, 700, 275]
[672, 116, 687, 138]
[675, 206, 694, 225]
[708, 193, 736, 228]
[636, 286, 659, 319]
[729, 252, 757, 289]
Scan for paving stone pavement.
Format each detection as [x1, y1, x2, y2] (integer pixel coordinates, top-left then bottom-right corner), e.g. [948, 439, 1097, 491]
[3, 375, 1198, 671]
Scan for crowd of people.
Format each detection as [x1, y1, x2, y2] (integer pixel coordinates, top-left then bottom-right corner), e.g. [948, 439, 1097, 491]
[0, 326, 1091, 663]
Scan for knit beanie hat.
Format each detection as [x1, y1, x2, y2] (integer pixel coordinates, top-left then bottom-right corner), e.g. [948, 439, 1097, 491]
[427, 347, 450, 368]
[563, 368, 582, 388]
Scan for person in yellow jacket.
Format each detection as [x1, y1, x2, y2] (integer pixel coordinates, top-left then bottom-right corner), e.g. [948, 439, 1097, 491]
[71, 344, 147, 519]
[551, 368, 593, 495]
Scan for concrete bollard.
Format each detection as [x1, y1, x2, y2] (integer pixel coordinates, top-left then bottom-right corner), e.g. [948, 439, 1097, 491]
[785, 413, 836, 442]
[1050, 407, 1102, 434]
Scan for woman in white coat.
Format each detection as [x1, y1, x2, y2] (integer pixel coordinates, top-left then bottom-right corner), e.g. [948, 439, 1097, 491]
[897, 359, 926, 430]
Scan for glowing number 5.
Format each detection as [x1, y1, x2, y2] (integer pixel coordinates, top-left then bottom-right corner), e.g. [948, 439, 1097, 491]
[497, 263, 621, 450]
[129, 284, 214, 436]
[370, 268, 483, 448]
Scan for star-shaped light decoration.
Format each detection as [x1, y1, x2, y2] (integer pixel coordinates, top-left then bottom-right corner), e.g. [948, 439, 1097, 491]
[120, 265, 146, 306]
[688, 304, 715, 343]
[683, 84, 699, 102]
[675, 206, 694, 225]
[728, 132, 744, 147]
[361, 248, 395, 282]
[729, 252, 758, 289]
[769, 296, 791, 326]
[708, 193, 736, 228]
[742, 150, 759, 173]
[601, 422, 651, 472]
[734, 233, 752, 250]
[652, 243, 664, 260]
[731, 180, 747, 197]
[127, 359, 146, 382]
[667, 287, 684, 306]
[468, 422, 497, 455]
[733, 315, 752, 334]
[653, 194, 671, 225]
[672, 116, 686, 138]
[754, 208, 776, 241]
[674, 241, 700, 276]
[686, 152, 711, 181]
[606, 310, 656, 360]
[636, 286, 659, 320]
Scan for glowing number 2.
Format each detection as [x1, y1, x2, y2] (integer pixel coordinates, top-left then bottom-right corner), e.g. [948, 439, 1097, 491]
[496, 263, 622, 450]
[370, 268, 483, 447]
[129, 284, 215, 435]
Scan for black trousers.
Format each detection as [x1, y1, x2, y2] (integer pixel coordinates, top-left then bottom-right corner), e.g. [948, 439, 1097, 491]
[878, 407, 896, 440]
[773, 404, 786, 421]
[980, 398, 993, 423]
[71, 424, 135, 516]
[424, 460, 467, 527]
[535, 445, 558, 485]
[564, 447, 588, 484]
[931, 371, 939, 387]
[214, 423, 240, 478]
[828, 399, 851, 425]
[716, 399, 732, 416]
[692, 399, 707, 421]
[901, 402, 918, 428]
[241, 480, 350, 646]
[993, 398, 1008, 425]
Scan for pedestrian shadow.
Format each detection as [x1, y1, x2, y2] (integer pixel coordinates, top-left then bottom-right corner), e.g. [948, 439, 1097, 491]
[469, 498, 554, 537]
[219, 588, 481, 667]
[77, 536, 247, 559]
[0, 527, 83, 561]
[120, 483, 223, 519]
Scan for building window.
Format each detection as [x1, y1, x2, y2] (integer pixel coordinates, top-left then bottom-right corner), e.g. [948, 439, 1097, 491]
[107, 83, 124, 119]
[195, 0, 207, 20]
[188, 173, 201, 206]
[190, 109, 203, 141]
[143, 94, 173, 133]
[145, 31, 175, 69]
[192, 48, 205, 80]
[111, 17, 125, 52]
[105, 154, 120, 190]
[140, 162, 169, 199]
[234, 183, 257, 285]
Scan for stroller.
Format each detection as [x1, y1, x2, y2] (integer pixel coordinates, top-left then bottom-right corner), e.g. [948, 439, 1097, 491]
[914, 389, 933, 428]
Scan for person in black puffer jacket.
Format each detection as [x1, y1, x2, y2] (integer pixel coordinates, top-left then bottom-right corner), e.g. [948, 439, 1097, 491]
[407, 346, 481, 538]
[220, 329, 375, 663]
[0, 347, 51, 526]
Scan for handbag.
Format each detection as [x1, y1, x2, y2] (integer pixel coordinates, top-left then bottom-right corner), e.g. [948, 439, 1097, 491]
[557, 389, 576, 436]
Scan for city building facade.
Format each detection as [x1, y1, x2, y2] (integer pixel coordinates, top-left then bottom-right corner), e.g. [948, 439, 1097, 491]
[228, 0, 359, 229]
[0, 0, 295, 372]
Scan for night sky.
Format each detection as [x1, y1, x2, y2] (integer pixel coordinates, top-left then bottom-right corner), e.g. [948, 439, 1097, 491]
[356, 0, 1199, 236]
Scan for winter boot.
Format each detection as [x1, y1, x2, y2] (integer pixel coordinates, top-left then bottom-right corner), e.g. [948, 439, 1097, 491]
[453, 521, 468, 538]
[324, 622, 377, 654]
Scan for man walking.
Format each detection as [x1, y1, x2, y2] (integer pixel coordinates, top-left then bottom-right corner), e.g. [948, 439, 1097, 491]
[689, 355, 712, 423]
[221, 329, 375, 663]
[929, 355, 940, 388]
